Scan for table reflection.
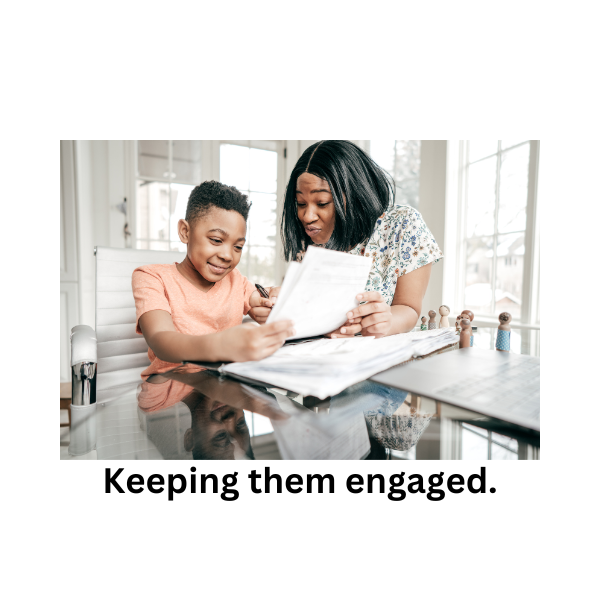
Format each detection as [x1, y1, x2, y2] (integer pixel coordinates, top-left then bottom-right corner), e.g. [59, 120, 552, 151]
[135, 365, 436, 460]
[139, 366, 288, 460]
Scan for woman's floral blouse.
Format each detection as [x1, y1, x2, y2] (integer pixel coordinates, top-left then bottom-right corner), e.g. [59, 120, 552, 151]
[347, 205, 443, 306]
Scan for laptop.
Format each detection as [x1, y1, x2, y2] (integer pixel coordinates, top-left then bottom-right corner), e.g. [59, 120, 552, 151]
[370, 347, 540, 431]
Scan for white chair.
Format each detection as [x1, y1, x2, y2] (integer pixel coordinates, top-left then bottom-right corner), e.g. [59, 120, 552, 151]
[69, 246, 186, 455]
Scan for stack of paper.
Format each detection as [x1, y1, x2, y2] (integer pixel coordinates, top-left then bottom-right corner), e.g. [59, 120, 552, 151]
[266, 245, 372, 340]
[222, 328, 458, 399]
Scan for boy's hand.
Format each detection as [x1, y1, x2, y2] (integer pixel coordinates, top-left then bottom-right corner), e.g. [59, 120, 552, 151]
[249, 286, 281, 324]
[218, 320, 294, 362]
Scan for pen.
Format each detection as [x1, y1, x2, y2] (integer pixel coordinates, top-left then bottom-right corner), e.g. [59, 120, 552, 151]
[255, 283, 270, 299]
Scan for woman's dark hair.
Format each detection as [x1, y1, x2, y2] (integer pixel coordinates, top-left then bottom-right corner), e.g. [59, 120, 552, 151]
[281, 140, 395, 260]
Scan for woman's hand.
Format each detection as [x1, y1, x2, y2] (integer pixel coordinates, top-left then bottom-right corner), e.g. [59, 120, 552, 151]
[325, 318, 362, 338]
[248, 286, 281, 324]
[346, 292, 392, 338]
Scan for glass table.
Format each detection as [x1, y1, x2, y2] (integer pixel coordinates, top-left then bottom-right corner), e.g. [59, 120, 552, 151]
[83, 326, 540, 461]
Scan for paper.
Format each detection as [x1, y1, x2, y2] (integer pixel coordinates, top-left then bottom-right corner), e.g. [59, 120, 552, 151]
[267, 246, 372, 340]
[222, 328, 459, 399]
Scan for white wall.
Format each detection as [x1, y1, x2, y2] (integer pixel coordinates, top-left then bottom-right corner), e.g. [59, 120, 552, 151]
[74, 140, 133, 327]
[60, 141, 80, 381]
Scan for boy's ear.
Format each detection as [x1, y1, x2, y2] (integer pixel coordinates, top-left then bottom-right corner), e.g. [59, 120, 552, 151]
[178, 219, 190, 244]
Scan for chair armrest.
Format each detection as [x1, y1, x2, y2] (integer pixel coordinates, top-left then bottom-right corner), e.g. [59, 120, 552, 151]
[71, 325, 97, 406]
[69, 325, 98, 455]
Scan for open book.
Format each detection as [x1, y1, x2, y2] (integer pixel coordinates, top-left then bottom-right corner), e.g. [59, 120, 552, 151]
[266, 245, 372, 340]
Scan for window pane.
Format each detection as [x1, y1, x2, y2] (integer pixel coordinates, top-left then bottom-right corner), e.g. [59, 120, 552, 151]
[472, 326, 494, 351]
[491, 432, 519, 452]
[169, 183, 194, 243]
[149, 241, 171, 251]
[510, 329, 522, 353]
[462, 423, 487, 435]
[465, 236, 494, 316]
[248, 246, 276, 287]
[468, 140, 498, 163]
[370, 139, 395, 173]
[393, 140, 420, 209]
[136, 181, 170, 242]
[138, 140, 170, 180]
[248, 192, 277, 247]
[220, 144, 250, 190]
[501, 140, 527, 150]
[171, 141, 201, 184]
[170, 241, 187, 253]
[461, 427, 489, 460]
[370, 140, 420, 209]
[219, 144, 278, 288]
[491, 444, 518, 460]
[466, 157, 496, 237]
[498, 143, 530, 233]
[249, 148, 277, 193]
[495, 232, 525, 320]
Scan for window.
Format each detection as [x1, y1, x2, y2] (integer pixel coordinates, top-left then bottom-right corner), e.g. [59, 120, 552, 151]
[219, 142, 278, 287]
[460, 423, 518, 460]
[133, 140, 282, 286]
[369, 140, 421, 209]
[461, 141, 539, 323]
[135, 141, 201, 251]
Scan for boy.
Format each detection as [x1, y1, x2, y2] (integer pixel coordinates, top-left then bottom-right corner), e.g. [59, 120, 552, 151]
[132, 180, 293, 378]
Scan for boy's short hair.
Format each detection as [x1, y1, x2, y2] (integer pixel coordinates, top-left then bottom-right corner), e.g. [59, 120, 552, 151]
[186, 180, 251, 224]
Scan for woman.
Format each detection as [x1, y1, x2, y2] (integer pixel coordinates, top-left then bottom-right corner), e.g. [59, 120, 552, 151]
[277, 140, 443, 338]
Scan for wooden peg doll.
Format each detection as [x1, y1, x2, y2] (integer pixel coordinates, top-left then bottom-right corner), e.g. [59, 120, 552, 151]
[420, 316, 427, 331]
[428, 310, 437, 329]
[439, 305, 450, 328]
[461, 309, 474, 323]
[459, 318, 473, 348]
[455, 315, 462, 333]
[496, 312, 512, 352]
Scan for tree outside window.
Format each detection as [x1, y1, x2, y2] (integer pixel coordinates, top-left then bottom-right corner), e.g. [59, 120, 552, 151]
[369, 140, 421, 209]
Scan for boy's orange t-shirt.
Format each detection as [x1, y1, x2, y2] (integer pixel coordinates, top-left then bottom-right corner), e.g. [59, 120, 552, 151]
[132, 263, 255, 378]
[137, 379, 194, 412]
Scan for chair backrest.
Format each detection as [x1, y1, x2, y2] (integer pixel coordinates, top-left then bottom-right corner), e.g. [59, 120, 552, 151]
[95, 246, 186, 395]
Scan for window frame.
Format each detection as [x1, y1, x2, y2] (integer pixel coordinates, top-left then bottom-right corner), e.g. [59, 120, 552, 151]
[456, 140, 540, 327]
